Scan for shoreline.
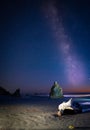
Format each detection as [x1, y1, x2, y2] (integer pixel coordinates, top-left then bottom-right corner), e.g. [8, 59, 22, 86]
[0, 96, 90, 129]
[0, 104, 90, 130]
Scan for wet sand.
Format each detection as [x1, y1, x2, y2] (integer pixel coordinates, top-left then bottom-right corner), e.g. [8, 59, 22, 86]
[0, 104, 90, 130]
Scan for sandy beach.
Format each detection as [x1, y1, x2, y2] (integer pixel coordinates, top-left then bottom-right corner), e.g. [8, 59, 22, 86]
[0, 97, 90, 130]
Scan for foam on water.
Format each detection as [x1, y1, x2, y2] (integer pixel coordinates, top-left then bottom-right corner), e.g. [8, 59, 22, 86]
[64, 94, 90, 97]
[80, 102, 90, 105]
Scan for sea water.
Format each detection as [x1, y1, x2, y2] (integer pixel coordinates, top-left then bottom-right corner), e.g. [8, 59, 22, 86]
[0, 94, 90, 112]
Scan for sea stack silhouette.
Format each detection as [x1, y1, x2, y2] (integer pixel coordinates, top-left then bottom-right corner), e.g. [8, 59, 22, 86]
[12, 88, 21, 97]
[0, 86, 21, 97]
[0, 86, 11, 96]
[49, 81, 63, 98]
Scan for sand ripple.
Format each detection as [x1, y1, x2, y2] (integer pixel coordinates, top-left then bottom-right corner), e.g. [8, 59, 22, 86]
[0, 105, 90, 129]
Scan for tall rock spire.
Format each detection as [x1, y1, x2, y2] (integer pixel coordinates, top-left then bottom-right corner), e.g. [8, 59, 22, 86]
[49, 81, 63, 98]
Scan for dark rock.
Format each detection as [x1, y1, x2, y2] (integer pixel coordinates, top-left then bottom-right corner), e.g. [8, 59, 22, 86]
[0, 86, 11, 96]
[0, 86, 21, 97]
[62, 109, 76, 115]
[12, 88, 21, 97]
[49, 81, 63, 98]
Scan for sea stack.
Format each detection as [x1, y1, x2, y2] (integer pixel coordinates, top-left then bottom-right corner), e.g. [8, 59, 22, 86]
[0, 86, 11, 96]
[49, 81, 63, 98]
[12, 88, 21, 97]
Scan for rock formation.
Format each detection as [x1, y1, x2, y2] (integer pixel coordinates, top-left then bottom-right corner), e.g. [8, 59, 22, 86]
[0, 86, 11, 96]
[0, 86, 21, 97]
[12, 88, 21, 97]
[49, 81, 63, 98]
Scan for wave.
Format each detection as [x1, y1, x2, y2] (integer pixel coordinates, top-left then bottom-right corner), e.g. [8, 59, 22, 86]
[64, 94, 90, 97]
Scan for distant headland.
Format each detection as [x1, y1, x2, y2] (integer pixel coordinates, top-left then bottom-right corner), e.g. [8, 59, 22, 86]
[0, 86, 21, 97]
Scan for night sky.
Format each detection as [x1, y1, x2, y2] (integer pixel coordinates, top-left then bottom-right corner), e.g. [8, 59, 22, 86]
[0, 0, 90, 94]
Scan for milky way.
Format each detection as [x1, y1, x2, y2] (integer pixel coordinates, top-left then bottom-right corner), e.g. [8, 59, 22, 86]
[43, 0, 86, 87]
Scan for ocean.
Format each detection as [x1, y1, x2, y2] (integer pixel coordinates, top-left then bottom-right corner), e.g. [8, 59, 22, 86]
[0, 94, 90, 129]
[0, 94, 90, 112]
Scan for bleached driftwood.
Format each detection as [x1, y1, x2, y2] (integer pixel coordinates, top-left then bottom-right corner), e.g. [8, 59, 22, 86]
[58, 98, 73, 111]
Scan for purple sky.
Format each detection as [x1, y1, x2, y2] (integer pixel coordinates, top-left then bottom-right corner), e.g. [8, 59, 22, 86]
[0, 0, 90, 94]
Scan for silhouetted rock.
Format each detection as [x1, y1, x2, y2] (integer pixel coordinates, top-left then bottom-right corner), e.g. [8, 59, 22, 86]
[49, 81, 63, 98]
[12, 88, 21, 97]
[0, 86, 11, 96]
[63, 109, 76, 115]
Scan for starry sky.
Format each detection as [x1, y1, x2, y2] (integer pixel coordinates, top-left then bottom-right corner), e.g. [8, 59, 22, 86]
[0, 0, 90, 94]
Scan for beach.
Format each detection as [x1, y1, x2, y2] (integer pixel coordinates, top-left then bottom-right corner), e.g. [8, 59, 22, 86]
[0, 96, 90, 130]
